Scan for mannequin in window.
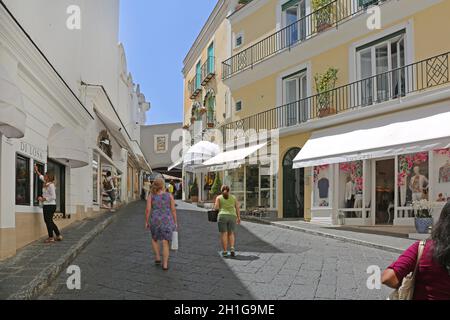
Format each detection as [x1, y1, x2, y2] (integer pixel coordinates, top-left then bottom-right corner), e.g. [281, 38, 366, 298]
[439, 160, 450, 183]
[409, 166, 429, 202]
[345, 175, 355, 208]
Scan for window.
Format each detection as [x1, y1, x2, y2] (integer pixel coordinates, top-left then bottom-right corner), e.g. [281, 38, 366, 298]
[16, 154, 30, 206]
[235, 101, 242, 112]
[356, 30, 406, 106]
[282, 0, 306, 46]
[207, 42, 215, 74]
[47, 160, 65, 214]
[235, 33, 243, 48]
[33, 161, 45, 206]
[282, 70, 308, 125]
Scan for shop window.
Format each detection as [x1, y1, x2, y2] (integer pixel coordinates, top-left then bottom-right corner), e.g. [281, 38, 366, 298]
[398, 152, 429, 207]
[433, 148, 450, 203]
[313, 164, 331, 207]
[47, 160, 65, 214]
[33, 161, 45, 206]
[16, 154, 30, 206]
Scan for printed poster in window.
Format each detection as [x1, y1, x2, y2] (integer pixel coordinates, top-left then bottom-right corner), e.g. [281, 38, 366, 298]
[154, 135, 168, 153]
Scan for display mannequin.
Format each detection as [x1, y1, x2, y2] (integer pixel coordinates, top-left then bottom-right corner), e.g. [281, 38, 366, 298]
[438, 160, 450, 183]
[345, 175, 355, 208]
[409, 166, 429, 202]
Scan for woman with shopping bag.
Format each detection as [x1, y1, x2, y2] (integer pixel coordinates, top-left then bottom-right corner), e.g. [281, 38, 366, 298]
[145, 178, 178, 271]
[382, 201, 450, 299]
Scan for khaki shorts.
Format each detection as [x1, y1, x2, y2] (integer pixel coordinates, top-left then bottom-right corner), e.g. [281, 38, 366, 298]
[218, 214, 237, 233]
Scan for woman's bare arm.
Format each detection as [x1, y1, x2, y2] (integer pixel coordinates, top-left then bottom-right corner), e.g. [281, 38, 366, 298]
[214, 196, 220, 211]
[381, 269, 400, 289]
[235, 198, 241, 224]
[145, 195, 152, 227]
[170, 194, 178, 227]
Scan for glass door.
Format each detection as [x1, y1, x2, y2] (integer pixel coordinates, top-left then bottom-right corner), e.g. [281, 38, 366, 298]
[283, 71, 307, 126]
[195, 60, 201, 89]
[283, 0, 306, 47]
[47, 160, 65, 215]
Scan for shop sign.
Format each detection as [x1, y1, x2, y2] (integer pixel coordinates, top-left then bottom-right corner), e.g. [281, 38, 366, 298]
[19, 141, 46, 161]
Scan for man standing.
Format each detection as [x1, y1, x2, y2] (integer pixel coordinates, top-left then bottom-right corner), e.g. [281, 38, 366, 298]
[103, 171, 117, 212]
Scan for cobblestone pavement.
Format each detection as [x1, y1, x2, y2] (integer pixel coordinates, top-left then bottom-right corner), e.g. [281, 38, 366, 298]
[39, 201, 398, 300]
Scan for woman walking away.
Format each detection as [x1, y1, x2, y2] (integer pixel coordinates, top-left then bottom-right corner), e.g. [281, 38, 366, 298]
[145, 178, 178, 271]
[34, 165, 62, 243]
[382, 201, 450, 299]
[214, 185, 241, 258]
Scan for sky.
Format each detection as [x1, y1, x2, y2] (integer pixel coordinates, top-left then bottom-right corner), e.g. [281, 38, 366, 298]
[119, 0, 218, 125]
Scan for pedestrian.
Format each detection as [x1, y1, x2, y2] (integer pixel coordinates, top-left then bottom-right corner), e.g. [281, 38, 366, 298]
[382, 201, 450, 299]
[145, 178, 178, 271]
[214, 185, 241, 257]
[103, 171, 117, 212]
[34, 165, 63, 243]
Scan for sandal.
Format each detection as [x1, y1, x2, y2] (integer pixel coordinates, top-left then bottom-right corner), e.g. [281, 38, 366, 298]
[162, 265, 169, 271]
[155, 260, 161, 265]
[230, 248, 236, 257]
[222, 251, 228, 257]
[45, 238, 55, 243]
[56, 235, 63, 241]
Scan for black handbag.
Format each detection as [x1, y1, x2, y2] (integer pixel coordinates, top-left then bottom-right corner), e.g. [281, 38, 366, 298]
[207, 210, 219, 222]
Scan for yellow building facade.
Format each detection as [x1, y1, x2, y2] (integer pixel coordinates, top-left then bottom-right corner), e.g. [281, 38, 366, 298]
[183, 0, 450, 225]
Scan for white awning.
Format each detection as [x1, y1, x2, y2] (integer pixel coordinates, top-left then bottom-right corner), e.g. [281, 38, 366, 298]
[168, 158, 183, 172]
[202, 143, 267, 167]
[94, 109, 131, 151]
[293, 109, 450, 168]
[48, 127, 89, 168]
[0, 64, 26, 138]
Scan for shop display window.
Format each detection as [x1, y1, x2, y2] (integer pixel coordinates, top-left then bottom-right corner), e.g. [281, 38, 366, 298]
[338, 161, 364, 213]
[313, 164, 332, 208]
[16, 154, 30, 206]
[224, 167, 245, 209]
[433, 148, 450, 203]
[398, 152, 429, 207]
[33, 161, 45, 206]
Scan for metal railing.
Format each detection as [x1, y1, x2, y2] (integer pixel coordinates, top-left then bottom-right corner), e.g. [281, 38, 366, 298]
[188, 75, 202, 99]
[222, 0, 388, 79]
[201, 57, 215, 85]
[220, 52, 450, 142]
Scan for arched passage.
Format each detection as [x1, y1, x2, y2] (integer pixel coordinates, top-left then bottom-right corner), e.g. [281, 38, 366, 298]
[283, 147, 304, 218]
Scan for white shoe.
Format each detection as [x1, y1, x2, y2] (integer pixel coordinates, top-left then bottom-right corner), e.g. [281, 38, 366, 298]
[110, 209, 116, 212]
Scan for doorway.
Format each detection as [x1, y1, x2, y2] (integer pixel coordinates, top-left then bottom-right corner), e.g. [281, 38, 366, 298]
[375, 159, 395, 225]
[283, 148, 304, 218]
[47, 159, 66, 216]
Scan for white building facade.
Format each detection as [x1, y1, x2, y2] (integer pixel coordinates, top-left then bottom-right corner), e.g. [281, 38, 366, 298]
[0, 0, 151, 260]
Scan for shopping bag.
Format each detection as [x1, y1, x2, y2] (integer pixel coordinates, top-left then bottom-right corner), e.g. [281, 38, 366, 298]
[207, 210, 219, 222]
[171, 231, 178, 251]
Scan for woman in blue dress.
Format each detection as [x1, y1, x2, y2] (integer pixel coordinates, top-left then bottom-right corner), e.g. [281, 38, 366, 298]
[145, 178, 178, 270]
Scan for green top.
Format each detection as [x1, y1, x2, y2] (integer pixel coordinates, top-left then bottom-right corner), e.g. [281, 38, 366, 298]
[218, 195, 237, 216]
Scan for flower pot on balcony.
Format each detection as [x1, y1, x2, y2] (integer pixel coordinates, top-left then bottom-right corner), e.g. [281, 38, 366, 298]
[190, 117, 196, 124]
[318, 106, 336, 118]
[207, 122, 215, 128]
[199, 107, 207, 115]
[415, 217, 433, 234]
[182, 124, 190, 130]
[317, 22, 333, 33]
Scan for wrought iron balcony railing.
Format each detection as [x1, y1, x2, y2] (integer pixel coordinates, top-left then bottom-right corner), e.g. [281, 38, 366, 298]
[201, 57, 216, 86]
[188, 75, 202, 99]
[222, 0, 388, 80]
[220, 52, 450, 142]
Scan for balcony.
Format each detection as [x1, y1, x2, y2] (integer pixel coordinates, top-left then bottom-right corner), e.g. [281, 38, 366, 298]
[220, 52, 450, 141]
[222, 0, 389, 80]
[201, 57, 216, 86]
[188, 76, 202, 99]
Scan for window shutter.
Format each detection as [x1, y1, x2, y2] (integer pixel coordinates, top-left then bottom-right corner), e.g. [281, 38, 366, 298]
[282, 0, 300, 11]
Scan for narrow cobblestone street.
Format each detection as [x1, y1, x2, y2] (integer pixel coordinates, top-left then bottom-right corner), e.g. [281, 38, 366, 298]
[39, 201, 397, 300]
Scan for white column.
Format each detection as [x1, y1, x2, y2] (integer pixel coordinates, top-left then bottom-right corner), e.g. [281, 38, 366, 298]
[0, 136, 16, 229]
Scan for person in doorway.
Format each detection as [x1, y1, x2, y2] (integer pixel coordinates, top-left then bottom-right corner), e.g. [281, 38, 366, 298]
[34, 165, 62, 243]
[381, 201, 450, 300]
[214, 185, 241, 258]
[145, 178, 178, 271]
[409, 166, 429, 202]
[103, 171, 117, 212]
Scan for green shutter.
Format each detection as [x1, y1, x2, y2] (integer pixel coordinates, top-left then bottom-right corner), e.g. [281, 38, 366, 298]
[282, 0, 300, 11]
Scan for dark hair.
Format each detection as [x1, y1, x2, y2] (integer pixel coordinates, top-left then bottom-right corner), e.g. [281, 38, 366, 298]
[106, 171, 112, 177]
[432, 201, 450, 273]
[46, 172, 55, 183]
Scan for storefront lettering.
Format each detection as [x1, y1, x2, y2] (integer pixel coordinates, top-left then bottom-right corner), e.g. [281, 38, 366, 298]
[20, 142, 45, 161]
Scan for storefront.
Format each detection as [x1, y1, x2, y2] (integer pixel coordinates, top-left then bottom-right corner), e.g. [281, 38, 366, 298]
[293, 105, 450, 226]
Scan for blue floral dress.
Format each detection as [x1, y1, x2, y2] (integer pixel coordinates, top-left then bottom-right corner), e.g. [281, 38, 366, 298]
[150, 193, 176, 241]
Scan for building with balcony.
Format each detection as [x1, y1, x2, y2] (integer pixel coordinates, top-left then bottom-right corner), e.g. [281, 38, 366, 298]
[183, 0, 450, 227]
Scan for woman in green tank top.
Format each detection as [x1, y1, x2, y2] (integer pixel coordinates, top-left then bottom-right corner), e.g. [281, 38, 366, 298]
[214, 185, 241, 257]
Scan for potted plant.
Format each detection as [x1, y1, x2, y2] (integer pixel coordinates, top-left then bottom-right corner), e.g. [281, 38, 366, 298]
[209, 174, 222, 202]
[412, 199, 436, 234]
[314, 67, 338, 118]
[190, 178, 199, 203]
[199, 106, 207, 115]
[312, 0, 334, 32]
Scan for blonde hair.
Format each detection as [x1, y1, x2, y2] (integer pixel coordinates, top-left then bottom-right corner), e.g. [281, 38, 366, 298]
[151, 178, 165, 195]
